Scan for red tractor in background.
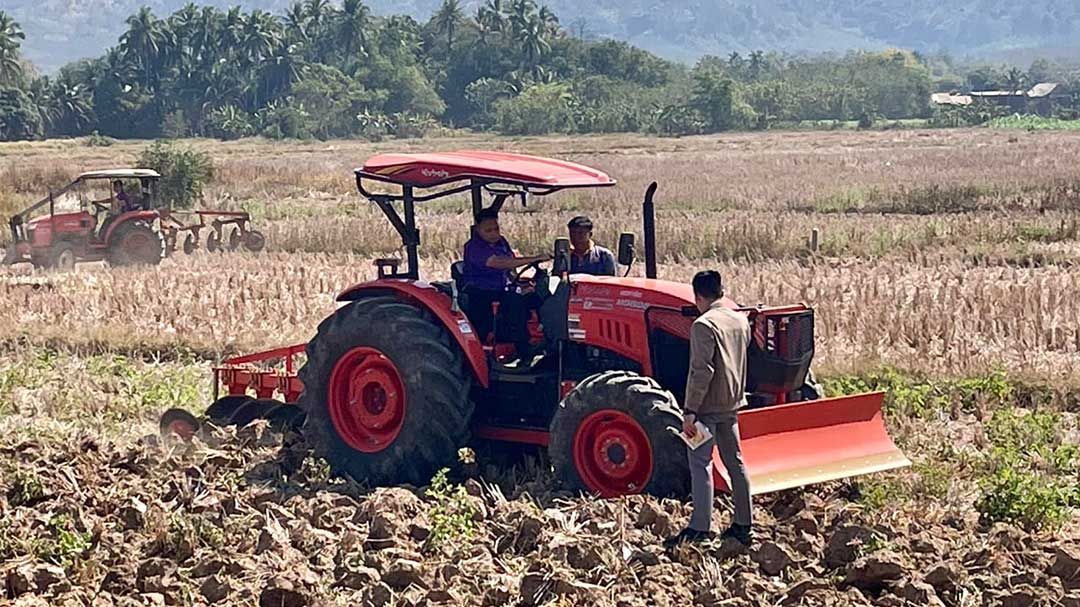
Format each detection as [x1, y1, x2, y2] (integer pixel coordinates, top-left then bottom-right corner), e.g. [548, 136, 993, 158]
[3, 169, 265, 270]
[4, 169, 166, 269]
[164, 151, 909, 499]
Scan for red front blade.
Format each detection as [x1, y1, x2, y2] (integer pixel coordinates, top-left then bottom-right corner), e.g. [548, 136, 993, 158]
[712, 391, 910, 495]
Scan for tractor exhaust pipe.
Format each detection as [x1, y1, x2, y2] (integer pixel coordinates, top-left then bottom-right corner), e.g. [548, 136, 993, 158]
[643, 182, 657, 279]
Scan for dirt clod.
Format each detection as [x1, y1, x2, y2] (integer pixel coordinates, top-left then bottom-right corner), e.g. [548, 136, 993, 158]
[752, 541, 797, 576]
[843, 551, 905, 591]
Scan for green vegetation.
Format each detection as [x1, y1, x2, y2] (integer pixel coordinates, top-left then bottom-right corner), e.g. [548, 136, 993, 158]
[986, 115, 1080, 131]
[425, 468, 477, 550]
[1, 3, 1077, 142]
[135, 141, 214, 209]
[829, 369, 1079, 530]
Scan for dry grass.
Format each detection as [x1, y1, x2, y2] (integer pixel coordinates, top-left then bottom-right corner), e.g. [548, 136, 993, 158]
[2, 128, 1080, 384]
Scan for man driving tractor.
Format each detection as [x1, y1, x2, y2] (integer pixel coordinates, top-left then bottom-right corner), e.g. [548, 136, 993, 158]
[461, 207, 552, 361]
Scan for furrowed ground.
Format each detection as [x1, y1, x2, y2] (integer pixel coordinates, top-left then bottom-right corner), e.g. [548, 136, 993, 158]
[1, 129, 1078, 607]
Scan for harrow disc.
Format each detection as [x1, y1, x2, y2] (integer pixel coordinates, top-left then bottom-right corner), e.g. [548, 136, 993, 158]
[159, 408, 200, 441]
[206, 230, 222, 253]
[205, 395, 253, 425]
[264, 404, 306, 432]
[183, 233, 197, 255]
[228, 228, 243, 251]
[228, 399, 280, 427]
[242, 230, 266, 253]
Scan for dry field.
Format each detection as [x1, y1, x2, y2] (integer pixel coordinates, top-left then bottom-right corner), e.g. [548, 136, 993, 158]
[2, 129, 1080, 607]
[3, 128, 1080, 381]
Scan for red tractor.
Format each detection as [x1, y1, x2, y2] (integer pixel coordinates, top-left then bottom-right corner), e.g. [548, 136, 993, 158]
[3, 168, 266, 270]
[3, 169, 166, 269]
[164, 151, 909, 498]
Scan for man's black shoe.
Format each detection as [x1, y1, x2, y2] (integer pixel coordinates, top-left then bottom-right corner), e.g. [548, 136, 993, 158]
[663, 528, 713, 548]
[719, 523, 753, 546]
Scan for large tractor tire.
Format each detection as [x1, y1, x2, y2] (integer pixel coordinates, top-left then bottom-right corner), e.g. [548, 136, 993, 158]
[106, 220, 165, 266]
[550, 371, 690, 498]
[298, 296, 473, 486]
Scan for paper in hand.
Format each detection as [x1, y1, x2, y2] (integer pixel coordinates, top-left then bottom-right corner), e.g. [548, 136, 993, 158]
[669, 421, 712, 450]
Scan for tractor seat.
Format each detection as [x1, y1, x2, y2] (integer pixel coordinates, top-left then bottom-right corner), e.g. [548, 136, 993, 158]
[431, 261, 466, 301]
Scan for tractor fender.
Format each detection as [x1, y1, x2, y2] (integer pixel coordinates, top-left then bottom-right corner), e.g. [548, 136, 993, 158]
[336, 280, 490, 387]
[103, 210, 159, 244]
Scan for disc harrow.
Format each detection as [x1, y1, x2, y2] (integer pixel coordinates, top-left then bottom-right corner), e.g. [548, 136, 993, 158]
[160, 344, 306, 440]
[159, 209, 266, 257]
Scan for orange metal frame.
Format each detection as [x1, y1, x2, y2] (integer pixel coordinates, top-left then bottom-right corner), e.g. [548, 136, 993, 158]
[213, 344, 306, 403]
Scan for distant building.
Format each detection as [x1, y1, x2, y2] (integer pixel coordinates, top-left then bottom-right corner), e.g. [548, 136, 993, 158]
[931, 82, 1067, 116]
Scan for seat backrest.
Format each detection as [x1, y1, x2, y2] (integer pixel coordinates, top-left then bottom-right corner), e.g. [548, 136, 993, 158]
[451, 260, 465, 283]
[538, 277, 571, 346]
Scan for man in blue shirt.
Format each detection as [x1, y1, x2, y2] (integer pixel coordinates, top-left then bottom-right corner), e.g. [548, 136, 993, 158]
[462, 208, 551, 359]
[567, 216, 616, 276]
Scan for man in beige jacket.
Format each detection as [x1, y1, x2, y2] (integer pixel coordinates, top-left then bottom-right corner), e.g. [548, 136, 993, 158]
[665, 270, 753, 547]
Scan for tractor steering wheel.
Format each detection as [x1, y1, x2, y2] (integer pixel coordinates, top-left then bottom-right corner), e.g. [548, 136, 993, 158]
[510, 260, 545, 284]
[91, 200, 111, 213]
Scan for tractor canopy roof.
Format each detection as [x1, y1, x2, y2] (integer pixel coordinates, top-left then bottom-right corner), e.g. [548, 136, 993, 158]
[357, 151, 615, 192]
[77, 169, 161, 181]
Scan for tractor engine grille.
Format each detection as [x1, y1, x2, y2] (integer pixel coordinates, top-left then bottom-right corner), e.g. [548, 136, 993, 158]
[748, 309, 814, 394]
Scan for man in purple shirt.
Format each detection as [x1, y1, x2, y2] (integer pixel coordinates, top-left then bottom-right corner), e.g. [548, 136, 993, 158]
[462, 208, 551, 359]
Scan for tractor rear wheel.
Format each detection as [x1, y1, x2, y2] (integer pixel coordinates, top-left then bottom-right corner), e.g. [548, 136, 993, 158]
[549, 371, 690, 498]
[299, 296, 473, 487]
[106, 221, 165, 266]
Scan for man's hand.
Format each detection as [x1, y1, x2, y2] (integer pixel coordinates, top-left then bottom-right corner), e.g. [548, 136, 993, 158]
[682, 416, 697, 438]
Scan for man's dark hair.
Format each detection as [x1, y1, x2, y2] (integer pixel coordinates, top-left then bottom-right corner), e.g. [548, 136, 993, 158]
[692, 270, 724, 299]
[567, 215, 593, 231]
[474, 207, 499, 224]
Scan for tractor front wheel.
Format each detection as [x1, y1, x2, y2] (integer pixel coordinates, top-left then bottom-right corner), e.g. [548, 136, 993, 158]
[299, 297, 473, 486]
[549, 371, 690, 498]
[48, 241, 77, 271]
[106, 221, 165, 266]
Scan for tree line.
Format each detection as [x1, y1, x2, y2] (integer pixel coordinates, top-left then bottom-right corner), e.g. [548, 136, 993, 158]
[1, 2, 1078, 142]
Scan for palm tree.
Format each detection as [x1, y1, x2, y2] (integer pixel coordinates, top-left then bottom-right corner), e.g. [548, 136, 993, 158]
[190, 7, 222, 64]
[240, 10, 278, 66]
[259, 40, 305, 102]
[45, 79, 94, 135]
[338, 0, 371, 58]
[221, 7, 245, 56]
[434, 0, 464, 53]
[537, 5, 559, 37]
[748, 50, 766, 80]
[285, 2, 310, 43]
[520, 13, 549, 76]
[1004, 67, 1027, 93]
[508, 0, 536, 34]
[121, 7, 168, 87]
[0, 11, 25, 85]
[305, 0, 333, 39]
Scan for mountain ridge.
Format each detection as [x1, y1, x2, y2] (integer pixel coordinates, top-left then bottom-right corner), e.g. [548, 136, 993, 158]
[8, 0, 1080, 73]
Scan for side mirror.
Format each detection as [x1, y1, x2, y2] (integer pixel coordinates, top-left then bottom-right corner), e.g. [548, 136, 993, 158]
[617, 232, 635, 266]
[681, 305, 699, 317]
[553, 238, 571, 275]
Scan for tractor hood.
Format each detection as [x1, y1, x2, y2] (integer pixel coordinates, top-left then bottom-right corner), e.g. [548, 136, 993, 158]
[569, 275, 738, 312]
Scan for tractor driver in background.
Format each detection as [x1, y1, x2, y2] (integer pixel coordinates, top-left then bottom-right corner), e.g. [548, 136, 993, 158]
[567, 215, 616, 276]
[94, 180, 135, 238]
[114, 180, 139, 213]
[461, 207, 552, 362]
